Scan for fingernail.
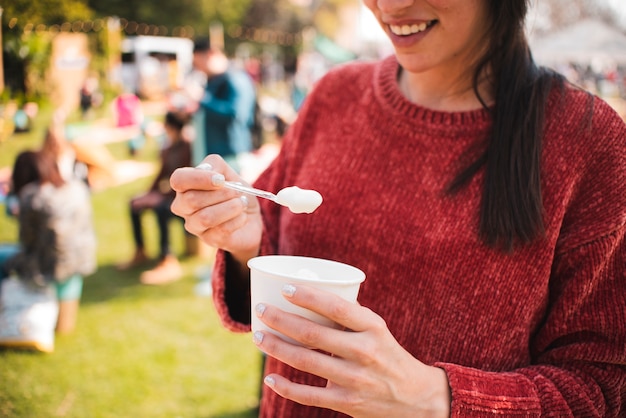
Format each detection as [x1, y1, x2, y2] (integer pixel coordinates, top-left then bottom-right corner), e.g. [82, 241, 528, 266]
[264, 375, 276, 388]
[281, 284, 296, 297]
[196, 162, 213, 171]
[240, 195, 249, 208]
[255, 303, 266, 317]
[211, 173, 225, 186]
[253, 331, 264, 345]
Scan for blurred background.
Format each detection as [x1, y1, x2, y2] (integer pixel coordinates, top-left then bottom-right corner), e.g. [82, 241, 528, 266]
[1, 0, 625, 137]
[0, 0, 625, 417]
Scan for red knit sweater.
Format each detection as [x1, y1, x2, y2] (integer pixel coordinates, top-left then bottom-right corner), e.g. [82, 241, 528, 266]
[212, 55, 626, 417]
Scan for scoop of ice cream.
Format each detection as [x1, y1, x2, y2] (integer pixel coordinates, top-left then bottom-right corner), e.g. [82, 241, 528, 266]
[275, 186, 323, 214]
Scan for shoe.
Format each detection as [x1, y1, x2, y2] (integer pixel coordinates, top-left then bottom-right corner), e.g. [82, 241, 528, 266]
[140, 255, 183, 285]
[116, 250, 150, 271]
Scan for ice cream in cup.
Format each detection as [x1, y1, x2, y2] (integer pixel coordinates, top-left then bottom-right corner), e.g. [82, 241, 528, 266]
[248, 255, 366, 346]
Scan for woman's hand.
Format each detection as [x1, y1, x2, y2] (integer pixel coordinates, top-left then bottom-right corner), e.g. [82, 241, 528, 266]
[169, 155, 263, 264]
[253, 285, 451, 418]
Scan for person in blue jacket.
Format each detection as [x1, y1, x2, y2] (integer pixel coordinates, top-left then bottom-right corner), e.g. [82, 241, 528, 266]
[190, 37, 257, 171]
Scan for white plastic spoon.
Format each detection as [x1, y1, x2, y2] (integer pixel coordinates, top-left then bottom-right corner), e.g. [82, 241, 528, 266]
[223, 181, 323, 214]
[195, 163, 323, 214]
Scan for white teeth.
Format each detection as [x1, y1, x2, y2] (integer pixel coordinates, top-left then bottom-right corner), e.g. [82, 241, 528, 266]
[390, 22, 431, 36]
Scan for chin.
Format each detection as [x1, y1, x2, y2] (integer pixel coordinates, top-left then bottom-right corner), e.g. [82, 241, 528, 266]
[394, 52, 435, 74]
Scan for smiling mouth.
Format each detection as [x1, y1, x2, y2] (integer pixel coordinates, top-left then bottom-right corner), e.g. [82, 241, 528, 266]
[389, 20, 437, 36]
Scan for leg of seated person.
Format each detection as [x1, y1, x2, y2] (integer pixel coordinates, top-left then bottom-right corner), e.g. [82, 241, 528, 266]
[0, 243, 20, 278]
[139, 200, 182, 285]
[117, 202, 150, 270]
[55, 275, 83, 334]
[154, 199, 174, 260]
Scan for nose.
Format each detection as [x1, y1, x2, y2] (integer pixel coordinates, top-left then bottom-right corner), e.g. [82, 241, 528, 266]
[376, 0, 414, 14]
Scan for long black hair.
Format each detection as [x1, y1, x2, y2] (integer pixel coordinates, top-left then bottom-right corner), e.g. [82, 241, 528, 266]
[449, 0, 565, 251]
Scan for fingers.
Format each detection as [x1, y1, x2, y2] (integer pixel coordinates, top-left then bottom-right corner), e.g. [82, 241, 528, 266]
[262, 373, 332, 409]
[262, 372, 355, 412]
[170, 184, 245, 218]
[182, 194, 249, 237]
[170, 155, 252, 219]
[254, 329, 363, 392]
[253, 287, 382, 362]
[169, 155, 240, 194]
[168, 155, 262, 253]
[283, 284, 383, 334]
[169, 166, 215, 194]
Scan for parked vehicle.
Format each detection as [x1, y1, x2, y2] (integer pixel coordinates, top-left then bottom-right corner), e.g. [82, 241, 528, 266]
[120, 36, 194, 100]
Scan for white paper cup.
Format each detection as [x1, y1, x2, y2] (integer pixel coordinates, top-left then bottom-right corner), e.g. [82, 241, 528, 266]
[248, 255, 366, 345]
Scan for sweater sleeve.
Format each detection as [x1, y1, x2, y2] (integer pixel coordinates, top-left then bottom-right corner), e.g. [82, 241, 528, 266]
[436, 97, 626, 417]
[437, 228, 626, 416]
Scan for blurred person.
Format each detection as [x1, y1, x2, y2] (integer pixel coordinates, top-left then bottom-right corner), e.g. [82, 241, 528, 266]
[41, 121, 87, 184]
[12, 107, 31, 133]
[169, 0, 626, 417]
[2, 150, 96, 333]
[117, 111, 192, 285]
[189, 37, 257, 169]
[79, 75, 103, 119]
[111, 89, 145, 156]
[5, 119, 86, 218]
[0, 102, 19, 144]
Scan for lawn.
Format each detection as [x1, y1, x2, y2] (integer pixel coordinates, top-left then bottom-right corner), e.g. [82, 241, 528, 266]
[0, 105, 262, 417]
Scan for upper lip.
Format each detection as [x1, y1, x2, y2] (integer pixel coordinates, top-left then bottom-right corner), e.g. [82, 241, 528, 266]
[383, 18, 435, 26]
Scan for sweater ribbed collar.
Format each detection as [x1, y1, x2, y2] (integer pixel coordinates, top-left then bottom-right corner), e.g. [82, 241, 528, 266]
[374, 55, 493, 129]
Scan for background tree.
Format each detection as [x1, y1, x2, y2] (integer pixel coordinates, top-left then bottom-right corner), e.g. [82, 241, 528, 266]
[2, 0, 93, 100]
[86, 0, 253, 36]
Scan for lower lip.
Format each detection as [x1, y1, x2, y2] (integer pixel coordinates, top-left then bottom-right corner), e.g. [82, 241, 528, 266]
[387, 24, 435, 48]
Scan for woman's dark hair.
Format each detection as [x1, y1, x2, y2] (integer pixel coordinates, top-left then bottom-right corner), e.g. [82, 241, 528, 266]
[11, 151, 40, 196]
[449, 0, 565, 251]
[11, 150, 65, 196]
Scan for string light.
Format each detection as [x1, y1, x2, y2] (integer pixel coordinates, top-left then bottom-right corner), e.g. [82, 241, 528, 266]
[3, 15, 302, 46]
[92, 19, 104, 31]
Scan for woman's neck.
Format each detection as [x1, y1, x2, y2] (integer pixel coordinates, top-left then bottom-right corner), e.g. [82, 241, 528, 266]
[398, 66, 494, 112]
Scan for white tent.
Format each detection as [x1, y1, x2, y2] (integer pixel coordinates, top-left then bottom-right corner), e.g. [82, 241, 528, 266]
[529, 19, 626, 66]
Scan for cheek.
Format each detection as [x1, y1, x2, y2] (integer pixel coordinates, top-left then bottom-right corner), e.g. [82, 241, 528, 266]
[362, 0, 378, 14]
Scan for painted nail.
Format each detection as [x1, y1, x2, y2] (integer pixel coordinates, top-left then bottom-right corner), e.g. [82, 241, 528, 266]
[196, 162, 213, 171]
[264, 375, 276, 388]
[255, 303, 266, 316]
[211, 173, 225, 186]
[281, 284, 296, 297]
[240, 195, 249, 208]
[253, 331, 264, 345]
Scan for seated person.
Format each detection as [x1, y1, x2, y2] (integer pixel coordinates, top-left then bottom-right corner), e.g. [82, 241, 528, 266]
[117, 111, 192, 285]
[2, 150, 97, 334]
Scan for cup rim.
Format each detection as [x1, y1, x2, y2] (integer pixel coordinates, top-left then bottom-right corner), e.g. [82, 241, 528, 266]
[248, 255, 365, 285]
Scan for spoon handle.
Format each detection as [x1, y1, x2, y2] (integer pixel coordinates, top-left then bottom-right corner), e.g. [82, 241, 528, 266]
[223, 181, 277, 201]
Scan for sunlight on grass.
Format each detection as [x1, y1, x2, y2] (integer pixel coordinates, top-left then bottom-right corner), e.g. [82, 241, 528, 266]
[0, 109, 262, 417]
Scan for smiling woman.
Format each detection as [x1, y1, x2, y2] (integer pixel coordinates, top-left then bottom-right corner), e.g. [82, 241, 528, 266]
[168, 0, 626, 416]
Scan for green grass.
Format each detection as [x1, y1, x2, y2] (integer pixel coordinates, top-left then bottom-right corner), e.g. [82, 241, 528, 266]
[0, 108, 262, 417]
